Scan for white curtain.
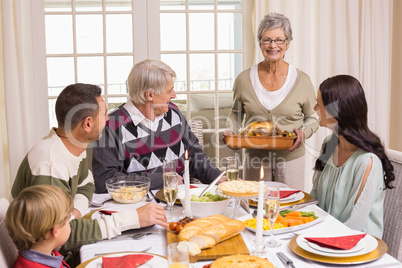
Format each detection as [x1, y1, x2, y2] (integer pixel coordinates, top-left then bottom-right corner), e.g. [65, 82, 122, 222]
[253, 0, 393, 191]
[0, 0, 48, 200]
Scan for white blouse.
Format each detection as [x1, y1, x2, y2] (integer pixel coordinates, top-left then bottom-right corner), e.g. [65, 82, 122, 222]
[250, 63, 297, 111]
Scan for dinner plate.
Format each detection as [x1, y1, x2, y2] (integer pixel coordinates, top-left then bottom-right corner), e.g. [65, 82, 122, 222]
[289, 235, 388, 265]
[296, 229, 378, 258]
[238, 205, 327, 235]
[307, 239, 366, 254]
[280, 190, 304, 203]
[78, 252, 167, 268]
[250, 192, 304, 204]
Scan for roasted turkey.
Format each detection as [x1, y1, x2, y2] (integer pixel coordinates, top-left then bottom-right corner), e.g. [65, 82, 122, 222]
[240, 120, 291, 137]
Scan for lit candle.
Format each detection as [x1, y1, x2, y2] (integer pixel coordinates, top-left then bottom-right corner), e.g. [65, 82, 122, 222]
[184, 150, 192, 217]
[255, 166, 265, 249]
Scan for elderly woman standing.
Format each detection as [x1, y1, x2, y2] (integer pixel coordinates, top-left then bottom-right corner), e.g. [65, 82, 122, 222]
[225, 13, 318, 189]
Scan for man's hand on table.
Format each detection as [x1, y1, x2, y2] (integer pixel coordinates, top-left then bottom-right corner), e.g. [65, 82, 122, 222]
[138, 203, 168, 228]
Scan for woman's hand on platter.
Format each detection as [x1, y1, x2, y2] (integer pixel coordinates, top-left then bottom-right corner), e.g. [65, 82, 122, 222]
[288, 129, 305, 152]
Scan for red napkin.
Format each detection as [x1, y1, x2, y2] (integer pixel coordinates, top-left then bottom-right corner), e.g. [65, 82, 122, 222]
[102, 254, 153, 268]
[99, 210, 117, 215]
[190, 185, 198, 189]
[305, 234, 367, 250]
[280, 190, 301, 199]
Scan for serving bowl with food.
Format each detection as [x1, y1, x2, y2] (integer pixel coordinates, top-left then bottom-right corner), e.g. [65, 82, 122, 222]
[106, 176, 150, 204]
[177, 187, 230, 218]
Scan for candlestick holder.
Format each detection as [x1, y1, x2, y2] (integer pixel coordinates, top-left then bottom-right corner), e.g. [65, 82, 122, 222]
[251, 237, 267, 257]
[182, 209, 193, 218]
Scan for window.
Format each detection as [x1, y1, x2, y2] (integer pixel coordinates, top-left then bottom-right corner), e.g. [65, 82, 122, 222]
[160, 0, 254, 164]
[43, 0, 254, 165]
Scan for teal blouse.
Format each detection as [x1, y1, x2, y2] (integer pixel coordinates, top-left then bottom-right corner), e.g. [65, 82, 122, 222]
[311, 142, 385, 238]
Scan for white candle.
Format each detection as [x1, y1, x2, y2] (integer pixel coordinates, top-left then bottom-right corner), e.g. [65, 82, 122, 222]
[184, 150, 192, 217]
[255, 166, 265, 249]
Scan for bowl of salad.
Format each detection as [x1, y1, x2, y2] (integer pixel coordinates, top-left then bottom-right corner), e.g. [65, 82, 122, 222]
[177, 187, 230, 218]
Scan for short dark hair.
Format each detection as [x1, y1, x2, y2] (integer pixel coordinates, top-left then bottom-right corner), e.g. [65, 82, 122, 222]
[55, 83, 102, 130]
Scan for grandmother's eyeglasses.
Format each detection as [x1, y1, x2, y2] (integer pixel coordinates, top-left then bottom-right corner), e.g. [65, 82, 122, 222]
[261, 38, 287, 46]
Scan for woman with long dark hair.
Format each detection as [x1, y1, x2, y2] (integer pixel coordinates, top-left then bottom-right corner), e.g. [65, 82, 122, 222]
[310, 75, 394, 238]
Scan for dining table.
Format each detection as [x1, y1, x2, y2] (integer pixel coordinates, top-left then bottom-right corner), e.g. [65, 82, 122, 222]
[78, 185, 402, 268]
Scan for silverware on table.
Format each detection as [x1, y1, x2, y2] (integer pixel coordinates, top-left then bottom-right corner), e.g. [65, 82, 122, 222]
[198, 170, 226, 197]
[276, 252, 296, 268]
[149, 190, 160, 203]
[240, 199, 250, 213]
[89, 198, 113, 207]
[279, 200, 319, 212]
[94, 245, 152, 256]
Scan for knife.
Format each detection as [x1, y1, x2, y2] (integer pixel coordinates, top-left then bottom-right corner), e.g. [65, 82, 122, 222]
[240, 199, 250, 213]
[198, 170, 226, 197]
[149, 190, 160, 203]
[276, 252, 295, 268]
[279, 200, 319, 211]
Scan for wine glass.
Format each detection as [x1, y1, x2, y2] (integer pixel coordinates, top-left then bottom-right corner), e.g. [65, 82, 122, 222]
[163, 159, 178, 211]
[225, 156, 239, 181]
[163, 172, 179, 221]
[264, 186, 281, 248]
[167, 243, 189, 268]
[225, 157, 240, 216]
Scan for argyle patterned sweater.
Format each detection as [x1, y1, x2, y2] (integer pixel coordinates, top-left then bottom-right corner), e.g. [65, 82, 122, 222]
[92, 102, 221, 193]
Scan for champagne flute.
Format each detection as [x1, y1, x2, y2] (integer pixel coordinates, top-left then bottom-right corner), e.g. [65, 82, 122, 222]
[264, 186, 281, 248]
[225, 157, 239, 181]
[163, 159, 178, 211]
[167, 243, 189, 268]
[225, 157, 239, 216]
[163, 172, 179, 221]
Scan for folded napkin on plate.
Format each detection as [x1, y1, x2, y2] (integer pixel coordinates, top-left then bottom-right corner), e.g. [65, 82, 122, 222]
[99, 210, 117, 215]
[280, 190, 301, 199]
[305, 234, 367, 250]
[102, 254, 153, 268]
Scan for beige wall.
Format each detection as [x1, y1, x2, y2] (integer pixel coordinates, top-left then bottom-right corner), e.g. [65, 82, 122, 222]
[390, 0, 402, 151]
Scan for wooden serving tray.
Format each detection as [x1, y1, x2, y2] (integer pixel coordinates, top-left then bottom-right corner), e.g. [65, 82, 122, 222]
[223, 134, 296, 150]
[166, 228, 249, 263]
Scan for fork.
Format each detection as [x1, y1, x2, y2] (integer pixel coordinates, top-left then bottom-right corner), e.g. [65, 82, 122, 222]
[94, 245, 152, 256]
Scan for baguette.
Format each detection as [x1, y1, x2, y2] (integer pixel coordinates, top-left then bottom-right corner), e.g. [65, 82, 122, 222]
[178, 215, 229, 241]
[188, 219, 245, 249]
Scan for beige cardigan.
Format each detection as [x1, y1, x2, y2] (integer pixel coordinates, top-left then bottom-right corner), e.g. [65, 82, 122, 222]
[226, 67, 319, 162]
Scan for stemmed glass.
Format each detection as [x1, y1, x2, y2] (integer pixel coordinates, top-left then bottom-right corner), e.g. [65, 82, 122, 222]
[225, 157, 239, 181]
[163, 159, 178, 211]
[163, 172, 179, 221]
[224, 157, 241, 218]
[264, 186, 281, 248]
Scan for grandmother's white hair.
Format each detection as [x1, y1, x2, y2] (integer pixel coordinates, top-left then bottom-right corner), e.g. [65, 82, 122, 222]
[257, 13, 293, 44]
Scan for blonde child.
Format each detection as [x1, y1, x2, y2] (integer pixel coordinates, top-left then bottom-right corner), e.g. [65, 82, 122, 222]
[5, 185, 73, 268]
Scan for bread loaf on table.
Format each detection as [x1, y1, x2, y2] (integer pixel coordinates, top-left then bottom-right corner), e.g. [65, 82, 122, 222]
[178, 215, 229, 241]
[188, 219, 246, 249]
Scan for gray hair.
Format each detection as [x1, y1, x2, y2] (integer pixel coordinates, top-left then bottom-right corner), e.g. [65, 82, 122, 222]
[257, 13, 293, 44]
[127, 59, 176, 105]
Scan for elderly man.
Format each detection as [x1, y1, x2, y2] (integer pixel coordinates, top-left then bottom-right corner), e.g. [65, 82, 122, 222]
[92, 59, 223, 193]
[11, 83, 168, 258]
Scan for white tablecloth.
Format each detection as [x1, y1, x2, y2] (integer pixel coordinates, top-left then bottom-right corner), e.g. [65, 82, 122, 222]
[80, 192, 402, 268]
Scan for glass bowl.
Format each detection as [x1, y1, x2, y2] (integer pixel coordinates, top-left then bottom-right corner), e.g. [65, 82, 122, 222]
[106, 176, 150, 204]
